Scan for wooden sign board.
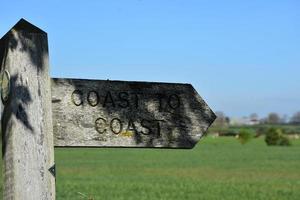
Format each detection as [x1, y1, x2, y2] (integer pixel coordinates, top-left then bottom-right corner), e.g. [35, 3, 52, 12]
[52, 78, 216, 148]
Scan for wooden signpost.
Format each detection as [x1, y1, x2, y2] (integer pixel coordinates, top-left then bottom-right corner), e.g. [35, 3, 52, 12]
[0, 19, 216, 199]
[0, 19, 55, 199]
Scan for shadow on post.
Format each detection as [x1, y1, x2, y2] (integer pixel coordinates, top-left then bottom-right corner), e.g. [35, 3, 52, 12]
[0, 18, 48, 157]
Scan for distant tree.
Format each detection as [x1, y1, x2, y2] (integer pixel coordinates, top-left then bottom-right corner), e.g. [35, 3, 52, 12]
[213, 111, 229, 127]
[249, 113, 260, 124]
[265, 128, 291, 146]
[290, 112, 300, 124]
[267, 112, 280, 124]
[238, 129, 253, 144]
[259, 117, 268, 124]
[280, 114, 288, 124]
[250, 113, 258, 121]
[225, 116, 230, 124]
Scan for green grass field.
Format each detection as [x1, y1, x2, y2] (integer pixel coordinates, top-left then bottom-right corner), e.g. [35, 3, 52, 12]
[1, 137, 300, 199]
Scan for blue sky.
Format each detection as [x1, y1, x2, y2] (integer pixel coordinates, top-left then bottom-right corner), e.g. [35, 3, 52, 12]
[1, 0, 299, 118]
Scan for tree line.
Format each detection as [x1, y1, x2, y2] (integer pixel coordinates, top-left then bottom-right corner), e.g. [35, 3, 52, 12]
[214, 111, 300, 126]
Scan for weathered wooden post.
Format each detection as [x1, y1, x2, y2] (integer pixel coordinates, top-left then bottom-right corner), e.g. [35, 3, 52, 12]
[0, 19, 55, 199]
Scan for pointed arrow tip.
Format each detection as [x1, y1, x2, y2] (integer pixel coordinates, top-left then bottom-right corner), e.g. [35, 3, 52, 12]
[189, 83, 217, 124]
[48, 164, 56, 178]
[11, 18, 46, 34]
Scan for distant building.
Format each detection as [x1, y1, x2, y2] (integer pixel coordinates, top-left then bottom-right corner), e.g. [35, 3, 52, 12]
[230, 117, 260, 126]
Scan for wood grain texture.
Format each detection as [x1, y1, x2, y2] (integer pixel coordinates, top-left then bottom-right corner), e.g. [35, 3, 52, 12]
[0, 19, 55, 200]
[52, 78, 216, 148]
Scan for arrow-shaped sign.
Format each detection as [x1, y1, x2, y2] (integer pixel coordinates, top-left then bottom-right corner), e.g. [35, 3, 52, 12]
[51, 78, 216, 149]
